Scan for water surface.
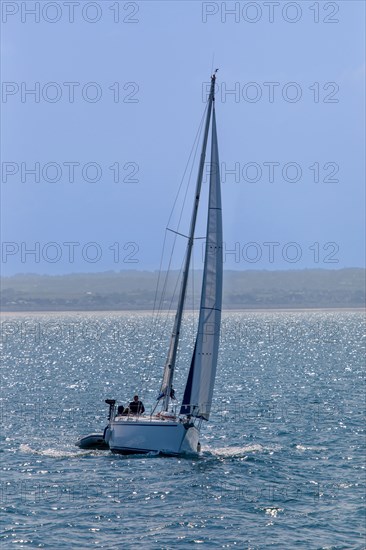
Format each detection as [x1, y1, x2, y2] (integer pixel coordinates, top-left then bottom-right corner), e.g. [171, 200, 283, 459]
[1, 311, 365, 548]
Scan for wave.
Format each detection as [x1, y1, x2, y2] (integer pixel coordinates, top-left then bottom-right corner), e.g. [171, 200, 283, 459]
[295, 444, 328, 452]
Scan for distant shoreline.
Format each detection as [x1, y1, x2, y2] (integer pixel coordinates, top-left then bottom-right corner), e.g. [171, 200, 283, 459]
[1, 307, 364, 316]
[2, 269, 364, 313]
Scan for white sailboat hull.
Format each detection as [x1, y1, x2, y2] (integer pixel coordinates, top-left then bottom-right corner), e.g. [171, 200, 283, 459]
[105, 416, 199, 456]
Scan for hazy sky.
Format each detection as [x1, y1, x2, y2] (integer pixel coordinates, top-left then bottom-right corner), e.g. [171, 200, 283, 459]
[1, 0, 365, 274]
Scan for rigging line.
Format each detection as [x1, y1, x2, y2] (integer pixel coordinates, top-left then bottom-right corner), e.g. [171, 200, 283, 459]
[142, 101, 209, 383]
[142, 234, 190, 377]
[142, 233, 167, 369]
[174, 106, 207, 237]
[157, 249, 187, 357]
[156, 103, 209, 378]
[151, 104, 207, 327]
[152, 104, 206, 294]
[166, 228, 189, 239]
[147, 262, 186, 398]
[155, 227, 184, 324]
[154, 107, 208, 356]
[150, 232, 168, 323]
[166, 103, 208, 230]
[143, 132, 201, 370]
[152, 104, 207, 329]
[159, 106, 207, 312]
[152, 240, 182, 351]
[154, 105, 206, 326]
[192, 233, 195, 348]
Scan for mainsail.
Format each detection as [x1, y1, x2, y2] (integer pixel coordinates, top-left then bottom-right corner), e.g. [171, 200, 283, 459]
[180, 103, 223, 420]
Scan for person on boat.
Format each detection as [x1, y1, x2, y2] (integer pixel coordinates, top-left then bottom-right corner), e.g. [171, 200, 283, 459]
[129, 395, 145, 414]
[117, 405, 125, 415]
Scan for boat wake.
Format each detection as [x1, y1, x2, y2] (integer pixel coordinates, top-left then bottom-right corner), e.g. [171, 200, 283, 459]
[19, 443, 102, 459]
[202, 444, 267, 458]
[17, 443, 280, 461]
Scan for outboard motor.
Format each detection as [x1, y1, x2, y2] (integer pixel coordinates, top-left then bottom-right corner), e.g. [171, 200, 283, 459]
[105, 399, 116, 420]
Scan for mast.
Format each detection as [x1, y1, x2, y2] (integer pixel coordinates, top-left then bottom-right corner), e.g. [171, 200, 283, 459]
[160, 72, 217, 411]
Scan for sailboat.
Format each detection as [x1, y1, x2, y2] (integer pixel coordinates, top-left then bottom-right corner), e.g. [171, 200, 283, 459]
[78, 71, 222, 455]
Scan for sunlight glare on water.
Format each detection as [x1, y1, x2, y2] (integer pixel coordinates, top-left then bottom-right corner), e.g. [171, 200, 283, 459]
[1, 311, 365, 548]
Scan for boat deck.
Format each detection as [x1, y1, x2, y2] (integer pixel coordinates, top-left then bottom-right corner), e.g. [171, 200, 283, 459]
[113, 413, 183, 425]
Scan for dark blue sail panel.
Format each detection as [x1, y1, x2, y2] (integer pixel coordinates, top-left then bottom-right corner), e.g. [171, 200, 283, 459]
[180, 343, 196, 415]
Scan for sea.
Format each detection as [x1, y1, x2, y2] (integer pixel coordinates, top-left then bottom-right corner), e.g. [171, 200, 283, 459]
[1, 310, 365, 549]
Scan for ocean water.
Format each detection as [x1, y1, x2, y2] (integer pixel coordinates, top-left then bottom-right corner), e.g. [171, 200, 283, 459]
[1, 311, 365, 549]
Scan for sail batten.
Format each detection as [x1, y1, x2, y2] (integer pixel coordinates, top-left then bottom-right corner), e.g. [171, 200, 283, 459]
[180, 104, 223, 420]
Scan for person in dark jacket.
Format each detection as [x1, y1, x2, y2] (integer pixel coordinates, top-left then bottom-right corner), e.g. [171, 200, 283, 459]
[129, 395, 145, 414]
